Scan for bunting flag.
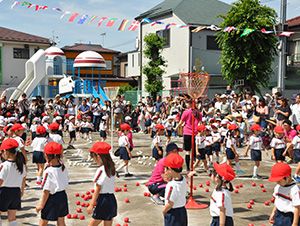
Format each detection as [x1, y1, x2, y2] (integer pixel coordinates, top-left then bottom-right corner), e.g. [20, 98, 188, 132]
[192, 26, 206, 33]
[106, 18, 117, 27]
[11, 1, 20, 9]
[177, 24, 190, 28]
[78, 14, 88, 24]
[22, 1, 31, 6]
[151, 21, 164, 26]
[69, 13, 79, 22]
[261, 28, 274, 34]
[98, 17, 107, 27]
[240, 28, 255, 37]
[35, 5, 48, 11]
[118, 19, 129, 31]
[52, 7, 62, 12]
[27, 3, 34, 8]
[165, 23, 176, 30]
[207, 24, 221, 31]
[128, 20, 140, 31]
[141, 18, 151, 23]
[60, 11, 70, 19]
[279, 31, 295, 37]
[223, 26, 237, 33]
[88, 15, 97, 24]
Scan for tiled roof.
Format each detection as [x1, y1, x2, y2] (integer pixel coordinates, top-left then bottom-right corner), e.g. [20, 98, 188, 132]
[0, 26, 50, 44]
[62, 43, 120, 54]
[287, 16, 300, 28]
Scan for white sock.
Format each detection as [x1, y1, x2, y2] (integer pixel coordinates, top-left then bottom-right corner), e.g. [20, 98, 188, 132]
[125, 165, 129, 174]
[254, 166, 258, 176]
[89, 134, 92, 139]
[207, 161, 211, 166]
[84, 134, 87, 139]
[216, 156, 219, 162]
[236, 162, 241, 171]
[71, 140, 75, 145]
[37, 176, 42, 182]
[210, 155, 213, 162]
[9, 220, 18, 226]
[116, 165, 125, 172]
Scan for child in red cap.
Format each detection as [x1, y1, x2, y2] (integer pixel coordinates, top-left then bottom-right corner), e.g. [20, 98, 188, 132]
[0, 139, 26, 226]
[268, 163, 300, 225]
[36, 142, 69, 225]
[210, 162, 235, 226]
[270, 126, 286, 162]
[152, 124, 165, 163]
[162, 153, 188, 226]
[244, 124, 269, 179]
[87, 142, 117, 225]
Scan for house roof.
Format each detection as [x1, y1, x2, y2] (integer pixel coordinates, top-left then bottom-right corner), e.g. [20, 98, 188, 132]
[135, 0, 231, 26]
[287, 16, 300, 28]
[62, 43, 120, 54]
[0, 26, 50, 45]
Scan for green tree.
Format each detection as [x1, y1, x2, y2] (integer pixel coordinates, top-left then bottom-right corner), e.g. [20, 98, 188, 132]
[118, 84, 137, 95]
[143, 33, 167, 98]
[217, 0, 278, 94]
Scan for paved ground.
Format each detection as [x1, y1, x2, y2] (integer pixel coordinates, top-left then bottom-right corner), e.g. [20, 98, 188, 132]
[4, 131, 295, 226]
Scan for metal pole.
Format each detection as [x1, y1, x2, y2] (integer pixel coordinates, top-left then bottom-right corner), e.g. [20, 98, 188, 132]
[111, 101, 113, 153]
[139, 22, 143, 91]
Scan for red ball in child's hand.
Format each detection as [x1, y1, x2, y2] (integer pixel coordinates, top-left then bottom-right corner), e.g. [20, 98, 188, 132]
[81, 194, 85, 198]
[85, 203, 90, 207]
[205, 188, 209, 192]
[199, 184, 203, 187]
[123, 188, 127, 192]
[136, 183, 139, 186]
[271, 197, 275, 203]
[249, 200, 254, 205]
[76, 208, 82, 213]
[125, 198, 129, 203]
[86, 191, 90, 195]
[264, 201, 270, 206]
[91, 189, 95, 193]
[144, 192, 147, 196]
[76, 201, 80, 205]
[67, 214, 71, 219]
[124, 217, 129, 222]
[73, 214, 78, 219]
[259, 184, 264, 188]
[79, 215, 85, 220]
[252, 182, 256, 186]
[75, 193, 79, 197]
[123, 183, 127, 187]
[247, 204, 252, 209]
[262, 188, 267, 192]
[234, 189, 238, 193]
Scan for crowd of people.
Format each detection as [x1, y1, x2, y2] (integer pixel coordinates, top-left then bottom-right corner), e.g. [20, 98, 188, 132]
[1, 87, 300, 226]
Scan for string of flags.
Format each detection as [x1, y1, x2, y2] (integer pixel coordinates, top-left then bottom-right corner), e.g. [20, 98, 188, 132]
[2, 0, 298, 37]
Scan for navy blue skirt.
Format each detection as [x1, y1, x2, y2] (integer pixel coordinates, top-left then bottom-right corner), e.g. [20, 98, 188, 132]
[294, 149, 300, 163]
[33, 151, 46, 164]
[69, 131, 76, 138]
[212, 142, 221, 152]
[100, 130, 107, 138]
[274, 148, 285, 161]
[196, 148, 206, 160]
[58, 130, 63, 137]
[205, 146, 213, 156]
[211, 216, 234, 226]
[251, 149, 262, 161]
[273, 210, 300, 226]
[120, 147, 130, 160]
[153, 146, 163, 159]
[226, 148, 236, 160]
[166, 130, 172, 137]
[0, 187, 21, 211]
[41, 191, 69, 221]
[32, 132, 37, 140]
[93, 194, 117, 221]
[165, 207, 187, 226]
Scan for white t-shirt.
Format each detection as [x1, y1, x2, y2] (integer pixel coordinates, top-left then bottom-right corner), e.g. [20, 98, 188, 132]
[67, 101, 76, 115]
[31, 137, 48, 152]
[12, 136, 24, 149]
[92, 103, 103, 116]
[150, 122, 158, 132]
[0, 161, 26, 187]
[196, 135, 205, 149]
[220, 127, 228, 137]
[30, 124, 39, 133]
[291, 104, 300, 126]
[249, 135, 263, 150]
[212, 132, 221, 143]
[152, 135, 162, 147]
[119, 135, 130, 148]
[164, 121, 173, 131]
[43, 122, 49, 133]
[210, 188, 234, 217]
[165, 176, 187, 209]
[86, 122, 93, 129]
[41, 165, 69, 195]
[68, 122, 75, 132]
[75, 120, 82, 127]
[93, 165, 115, 194]
[204, 136, 213, 147]
[81, 121, 87, 128]
[22, 123, 28, 133]
[64, 119, 70, 128]
[226, 137, 237, 149]
[270, 138, 286, 149]
[49, 134, 64, 145]
[100, 122, 107, 131]
[273, 183, 300, 213]
[292, 136, 300, 149]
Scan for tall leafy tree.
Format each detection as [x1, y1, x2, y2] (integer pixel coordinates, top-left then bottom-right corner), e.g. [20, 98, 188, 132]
[143, 33, 167, 98]
[217, 0, 278, 94]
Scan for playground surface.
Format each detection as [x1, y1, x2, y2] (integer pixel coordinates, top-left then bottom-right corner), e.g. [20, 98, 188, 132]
[9, 132, 284, 226]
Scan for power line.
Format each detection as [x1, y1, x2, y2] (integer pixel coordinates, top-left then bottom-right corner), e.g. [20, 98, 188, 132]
[107, 38, 136, 49]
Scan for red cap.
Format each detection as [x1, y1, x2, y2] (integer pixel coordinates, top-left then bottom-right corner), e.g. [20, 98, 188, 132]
[0, 138, 18, 150]
[274, 126, 284, 133]
[48, 123, 59, 130]
[228, 124, 239, 131]
[6, 112, 11, 117]
[65, 114, 70, 118]
[88, 142, 111, 154]
[297, 125, 300, 131]
[42, 113, 47, 117]
[36, 126, 46, 134]
[3, 126, 9, 134]
[197, 124, 206, 131]
[10, 123, 25, 132]
[155, 124, 165, 130]
[213, 162, 235, 181]
[53, 113, 59, 117]
[209, 119, 216, 123]
[43, 142, 62, 155]
[268, 163, 291, 182]
[250, 124, 262, 131]
[77, 115, 82, 119]
[163, 153, 184, 168]
[120, 124, 132, 131]
[87, 116, 91, 119]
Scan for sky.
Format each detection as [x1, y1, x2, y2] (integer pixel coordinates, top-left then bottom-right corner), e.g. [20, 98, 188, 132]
[0, 0, 300, 53]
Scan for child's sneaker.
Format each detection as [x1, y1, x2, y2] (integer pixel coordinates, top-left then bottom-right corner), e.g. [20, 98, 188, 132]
[293, 175, 300, 182]
[236, 170, 246, 175]
[151, 195, 164, 205]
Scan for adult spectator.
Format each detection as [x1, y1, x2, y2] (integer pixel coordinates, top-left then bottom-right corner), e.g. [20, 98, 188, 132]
[214, 93, 222, 111]
[154, 95, 165, 113]
[242, 92, 254, 141]
[113, 95, 125, 131]
[35, 100, 45, 118]
[203, 101, 214, 119]
[78, 99, 90, 116]
[291, 93, 300, 128]
[66, 96, 76, 115]
[256, 97, 269, 135]
[91, 97, 102, 132]
[231, 93, 242, 114]
[102, 100, 111, 130]
[175, 99, 202, 172]
[147, 143, 182, 204]
[0, 96, 7, 116]
[275, 97, 291, 126]
[53, 94, 61, 105]
[145, 96, 151, 106]
[283, 119, 297, 164]
[18, 93, 30, 117]
[220, 94, 231, 118]
[54, 99, 65, 117]
[29, 99, 37, 126]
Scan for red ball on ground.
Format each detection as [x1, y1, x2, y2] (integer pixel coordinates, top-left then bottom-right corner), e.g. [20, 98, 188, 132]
[118, 188, 122, 192]
[205, 188, 209, 192]
[123, 184, 127, 187]
[75, 193, 79, 197]
[145, 183, 148, 187]
[73, 214, 78, 219]
[81, 203, 85, 207]
[91, 189, 95, 193]
[147, 193, 151, 197]
[115, 188, 119, 192]
[199, 184, 203, 187]
[125, 198, 129, 203]
[271, 198, 275, 203]
[239, 184, 243, 188]
[144, 192, 147, 196]
[252, 182, 256, 186]
[123, 224, 128, 226]
[249, 200, 254, 205]
[84, 197, 88, 201]
[115, 224, 121, 226]
[262, 188, 267, 192]
[259, 184, 264, 188]
[67, 214, 71, 219]
[206, 181, 210, 186]
[94, 202, 97, 207]
[189, 184, 192, 188]
[123, 188, 127, 192]
[124, 217, 129, 222]
[235, 185, 239, 189]
[247, 204, 252, 209]
[193, 186, 196, 190]
[81, 194, 85, 198]
[248, 224, 254, 226]
[76, 201, 80, 205]
[234, 189, 238, 193]
[89, 195, 93, 199]
[79, 215, 85, 220]
[265, 201, 270, 206]
[85, 203, 90, 207]
[86, 191, 90, 195]
[76, 208, 82, 213]
[136, 183, 140, 186]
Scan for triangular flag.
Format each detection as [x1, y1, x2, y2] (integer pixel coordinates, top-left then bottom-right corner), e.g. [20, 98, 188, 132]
[106, 18, 118, 27]
[151, 21, 164, 26]
[165, 23, 176, 30]
[98, 17, 107, 27]
[279, 32, 295, 37]
[261, 28, 274, 34]
[240, 28, 255, 37]
[60, 11, 70, 19]
[223, 26, 237, 33]
[69, 13, 79, 22]
[118, 19, 129, 31]
[52, 7, 62, 12]
[11, 1, 20, 9]
[88, 16, 97, 24]
[27, 4, 35, 8]
[141, 18, 151, 23]
[207, 25, 221, 31]
[192, 26, 206, 33]
[128, 21, 140, 31]
[78, 15, 88, 24]
[177, 24, 190, 28]
[22, 1, 31, 6]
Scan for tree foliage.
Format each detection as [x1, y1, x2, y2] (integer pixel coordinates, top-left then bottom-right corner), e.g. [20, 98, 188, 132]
[118, 84, 137, 95]
[217, 0, 278, 94]
[143, 33, 167, 98]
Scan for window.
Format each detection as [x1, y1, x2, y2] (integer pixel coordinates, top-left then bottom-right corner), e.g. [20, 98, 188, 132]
[295, 41, 300, 62]
[156, 29, 170, 47]
[13, 48, 29, 59]
[207, 36, 221, 51]
[105, 60, 112, 70]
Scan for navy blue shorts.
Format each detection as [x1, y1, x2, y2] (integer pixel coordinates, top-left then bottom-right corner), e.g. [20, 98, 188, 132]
[86, 128, 92, 133]
[21, 133, 27, 143]
[166, 130, 172, 137]
[58, 131, 63, 137]
[0, 187, 21, 211]
[151, 131, 156, 138]
[153, 146, 163, 159]
[70, 131, 76, 138]
[33, 151, 46, 164]
[212, 142, 221, 152]
[93, 194, 117, 221]
[100, 130, 106, 138]
[81, 128, 86, 133]
[205, 146, 213, 156]
[226, 148, 236, 160]
[21, 152, 26, 165]
[32, 132, 37, 140]
[165, 207, 187, 226]
[294, 149, 300, 163]
[120, 147, 130, 160]
[211, 216, 234, 226]
[196, 148, 206, 160]
[76, 127, 80, 132]
[251, 149, 262, 161]
[148, 183, 167, 197]
[41, 191, 68, 221]
[274, 148, 285, 161]
[274, 210, 300, 226]
[221, 136, 225, 144]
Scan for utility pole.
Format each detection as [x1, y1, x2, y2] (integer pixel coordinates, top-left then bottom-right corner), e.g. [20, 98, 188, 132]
[277, 0, 287, 94]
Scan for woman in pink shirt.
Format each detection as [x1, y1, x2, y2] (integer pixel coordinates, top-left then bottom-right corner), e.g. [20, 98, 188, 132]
[175, 100, 202, 171]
